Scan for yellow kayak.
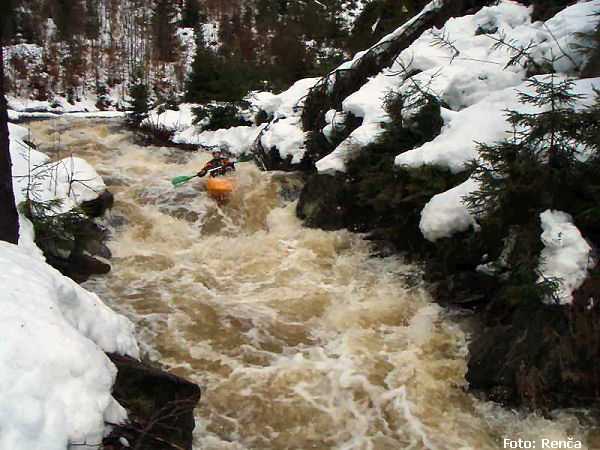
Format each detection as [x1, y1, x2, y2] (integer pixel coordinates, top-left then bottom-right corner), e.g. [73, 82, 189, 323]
[205, 177, 236, 200]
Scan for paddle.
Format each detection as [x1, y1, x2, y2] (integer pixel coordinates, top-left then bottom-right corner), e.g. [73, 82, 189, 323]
[170, 153, 254, 187]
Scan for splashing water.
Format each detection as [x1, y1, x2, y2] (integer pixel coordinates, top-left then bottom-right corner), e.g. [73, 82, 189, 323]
[26, 118, 598, 449]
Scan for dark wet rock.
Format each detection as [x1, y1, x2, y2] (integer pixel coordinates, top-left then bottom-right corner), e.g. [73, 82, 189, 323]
[44, 251, 110, 283]
[297, 174, 351, 230]
[168, 207, 200, 222]
[70, 252, 111, 280]
[84, 239, 112, 259]
[109, 214, 127, 229]
[103, 177, 129, 187]
[80, 189, 115, 218]
[102, 354, 201, 450]
[270, 171, 308, 202]
[30, 191, 115, 282]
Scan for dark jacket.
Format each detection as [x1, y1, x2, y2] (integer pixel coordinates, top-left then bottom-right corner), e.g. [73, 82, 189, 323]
[197, 157, 235, 178]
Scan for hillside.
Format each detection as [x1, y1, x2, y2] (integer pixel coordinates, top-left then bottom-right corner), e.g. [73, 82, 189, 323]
[2, 0, 437, 107]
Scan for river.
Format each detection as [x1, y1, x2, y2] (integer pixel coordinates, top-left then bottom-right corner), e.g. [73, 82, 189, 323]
[26, 118, 595, 449]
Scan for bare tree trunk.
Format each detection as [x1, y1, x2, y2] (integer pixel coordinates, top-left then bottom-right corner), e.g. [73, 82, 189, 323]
[0, 45, 20, 244]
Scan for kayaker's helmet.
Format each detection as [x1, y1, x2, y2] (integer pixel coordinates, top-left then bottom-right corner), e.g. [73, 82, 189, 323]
[212, 149, 222, 158]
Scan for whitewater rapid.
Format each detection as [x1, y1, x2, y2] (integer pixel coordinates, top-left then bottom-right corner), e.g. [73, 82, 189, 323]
[26, 118, 594, 449]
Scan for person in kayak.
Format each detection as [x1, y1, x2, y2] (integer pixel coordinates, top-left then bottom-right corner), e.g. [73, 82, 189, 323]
[197, 149, 235, 178]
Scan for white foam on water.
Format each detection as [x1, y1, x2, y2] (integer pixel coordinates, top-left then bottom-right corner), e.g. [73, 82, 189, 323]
[24, 118, 599, 449]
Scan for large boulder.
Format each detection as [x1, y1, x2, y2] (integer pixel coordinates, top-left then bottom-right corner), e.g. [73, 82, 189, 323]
[80, 189, 114, 218]
[103, 354, 201, 450]
[27, 189, 115, 283]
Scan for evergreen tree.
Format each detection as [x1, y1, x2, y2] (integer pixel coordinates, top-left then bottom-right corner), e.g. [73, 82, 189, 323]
[84, 0, 100, 40]
[181, 0, 204, 28]
[50, 0, 85, 42]
[152, 0, 179, 63]
[186, 39, 254, 102]
[465, 73, 600, 301]
[186, 42, 222, 102]
[467, 74, 589, 221]
[126, 69, 151, 128]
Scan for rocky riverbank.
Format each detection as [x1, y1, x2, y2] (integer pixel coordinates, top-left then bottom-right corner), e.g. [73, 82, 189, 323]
[26, 181, 202, 449]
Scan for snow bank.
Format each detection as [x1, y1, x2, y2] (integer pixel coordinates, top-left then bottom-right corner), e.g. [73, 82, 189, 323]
[0, 242, 137, 449]
[2, 121, 140, 449]
[171, 78, 320, 158]
[260, 117, 307, 164]
[251, 78, 320, 163]
[395, 76, 600, 172]
[6, 95, 121, 121]
[250, 77, 321, 119]
[538, 210, 596, 305]
[419, 177, 481, 241]
[173, 123, 263, 156]
[316, 0, 600, 174]
[10, 124, 107, 213]
[317, 74, 391, 174]
[143, 103, 196, 132]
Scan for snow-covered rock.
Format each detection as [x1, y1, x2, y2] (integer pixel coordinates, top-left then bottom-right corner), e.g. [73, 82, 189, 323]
[537, 210, 596, 305]
[419, 177, 481, 241]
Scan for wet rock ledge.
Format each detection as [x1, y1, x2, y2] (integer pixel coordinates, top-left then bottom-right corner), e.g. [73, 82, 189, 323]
[103, 354, 201, 450]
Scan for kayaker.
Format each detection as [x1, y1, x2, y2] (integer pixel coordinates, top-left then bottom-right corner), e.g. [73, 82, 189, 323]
[197, 149, 235, 178]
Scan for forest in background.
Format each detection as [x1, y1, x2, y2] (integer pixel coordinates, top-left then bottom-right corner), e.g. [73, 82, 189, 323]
[0, 0, 431, 106]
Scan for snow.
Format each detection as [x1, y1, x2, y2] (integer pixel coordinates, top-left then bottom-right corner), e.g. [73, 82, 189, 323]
[537, 210, 596, 305]
[173, 123, 264, 156]
[7, 95, 125, 121]
[316, 0, 600, 175]
[395, 76, 600, 173]
[323, 109, 348, 142]
[1, 122, 140, 449]
[172, 77, 320, 160]
[317, 73, 390, 173]
[250, 77, 321, 119]
[143, 103, 197, 132]
[419, 177, 481, 242]
[260, 117, 307, 164]
[10, 124, 107, 213]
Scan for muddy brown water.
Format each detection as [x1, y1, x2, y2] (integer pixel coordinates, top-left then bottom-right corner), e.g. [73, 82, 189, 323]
[26, 118, 598, 449]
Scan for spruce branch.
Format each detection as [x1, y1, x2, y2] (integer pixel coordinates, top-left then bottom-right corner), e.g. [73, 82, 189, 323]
[428, 29, 460, 64]
[486, 30, 538, 70]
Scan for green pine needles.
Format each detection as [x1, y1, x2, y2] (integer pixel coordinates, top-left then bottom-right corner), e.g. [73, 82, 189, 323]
[466, 73, 598, 221]
[126, 68, 151, 129]
[464, 72, 600, 303]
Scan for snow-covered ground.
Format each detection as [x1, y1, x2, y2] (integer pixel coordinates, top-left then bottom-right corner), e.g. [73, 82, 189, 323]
[318, 0, 600, 175]
[166, 77, 322, 160]
[2, 123, 139, 449]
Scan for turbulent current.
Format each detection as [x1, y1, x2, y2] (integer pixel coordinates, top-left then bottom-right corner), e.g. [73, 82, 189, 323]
[26, 118, 596, 449]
